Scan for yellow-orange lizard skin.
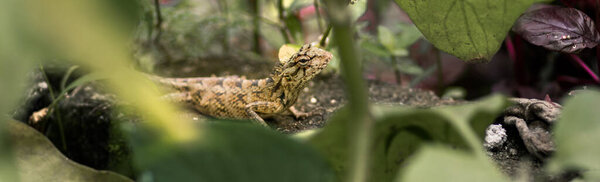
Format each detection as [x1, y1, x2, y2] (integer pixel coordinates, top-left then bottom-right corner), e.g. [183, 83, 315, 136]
[149, 44, 332, 126]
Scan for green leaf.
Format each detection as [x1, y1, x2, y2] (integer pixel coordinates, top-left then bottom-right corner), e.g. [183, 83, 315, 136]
[0, 120, 17, 181]
[309, 95, 509, 181]
[391, 48, 408, 57]
[350, 0, 367, 22]
[285, 0, 313, 12]
[396, 58, 423, 75]
[5, 120, 132, 182]
[442, 87, 467, 100]
[378, 26, 396, 53]
[0, 5, 35, 178]
[399, 145, 508, 182]
[284, 14, 304, 43]
[409, 65, 436, 87]
[259, 20, 285, 48]
[547, 90, 600, 180]
[49, 72, 109, 110]
[395, 0, 551, 62]
[360, 40, 391, 57]
[130, 121, 335, 182]
[395, 23, 423, 48]
[60, 65, 79, 91]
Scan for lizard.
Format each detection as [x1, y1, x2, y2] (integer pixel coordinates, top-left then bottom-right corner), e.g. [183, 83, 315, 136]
[148, 44, 333, 126]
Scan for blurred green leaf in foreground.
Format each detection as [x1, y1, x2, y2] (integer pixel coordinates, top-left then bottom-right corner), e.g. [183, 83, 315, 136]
[130, 121, 335, 182]
[6, 120, 132, 182]
[548, 90, 600, 180]
[309, 95, 509, 182]
[1, 0, 36, 180]
[17, 0, 198, 145]
[1, 0, 197, 180]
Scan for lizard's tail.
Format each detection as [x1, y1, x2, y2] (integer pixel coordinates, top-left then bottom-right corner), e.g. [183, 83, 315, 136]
[145, 73, 195, 92]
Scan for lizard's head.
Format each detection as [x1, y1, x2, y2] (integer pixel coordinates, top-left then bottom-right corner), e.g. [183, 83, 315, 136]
[276, 44, 332, 83]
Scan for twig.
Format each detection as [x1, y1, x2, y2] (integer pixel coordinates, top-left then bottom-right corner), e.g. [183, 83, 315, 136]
[152, 0, 173, 61]
[278, 0, 294, 43]
[153, 0, 163, 44]
[250, 0, 262, 54]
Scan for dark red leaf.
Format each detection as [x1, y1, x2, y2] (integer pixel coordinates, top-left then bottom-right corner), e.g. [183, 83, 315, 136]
[512, 6, 600, 53]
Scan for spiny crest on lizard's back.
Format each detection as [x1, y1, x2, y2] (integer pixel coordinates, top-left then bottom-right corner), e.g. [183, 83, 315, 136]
[271, 44, 333, 82]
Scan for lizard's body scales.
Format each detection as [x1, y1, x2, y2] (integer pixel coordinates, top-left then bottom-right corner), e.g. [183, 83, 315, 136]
[150, 44, 332, 125]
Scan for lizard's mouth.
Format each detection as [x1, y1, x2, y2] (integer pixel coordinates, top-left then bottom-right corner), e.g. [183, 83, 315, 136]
[295, 68, 305, 78]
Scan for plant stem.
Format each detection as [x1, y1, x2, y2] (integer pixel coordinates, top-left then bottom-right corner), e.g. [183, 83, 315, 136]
[505, 36, 523, 84]
[152, 0, 173, 61]
[569, 54, 600, 83]
[314, 0, 324, 32]
[40, 66, 68, 152]
[435, 47, 443, 92]
[152, 0, 163, 44]
[222, 0, 230, 51]
[510, 36, 527, 84]
[319, 25, 332, 47]
[60, 65, 79, 91]
[392, 56, 402, 85]
[250, 0, 262, 54]
[596, 0, 600, 71]
[278, 0, 293, 44]
[323, 1, 372, 182]
[505, 36, 516, 62]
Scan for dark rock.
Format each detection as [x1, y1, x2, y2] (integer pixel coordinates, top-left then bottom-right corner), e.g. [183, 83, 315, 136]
[11, 68, 135, 179]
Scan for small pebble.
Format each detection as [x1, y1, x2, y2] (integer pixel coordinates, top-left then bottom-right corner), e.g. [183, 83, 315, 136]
[330, 99, 337, 104]
[38, 82, 48, 89]
[310, 97, 317, 103]
[484, 124, 507, 149]
[509, 148, 518, 155]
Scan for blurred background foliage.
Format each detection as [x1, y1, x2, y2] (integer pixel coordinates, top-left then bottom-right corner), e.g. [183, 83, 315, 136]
[1, 0, 600, 181]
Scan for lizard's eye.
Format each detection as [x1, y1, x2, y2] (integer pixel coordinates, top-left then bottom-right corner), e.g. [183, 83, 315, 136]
[298, 58, 310, 65]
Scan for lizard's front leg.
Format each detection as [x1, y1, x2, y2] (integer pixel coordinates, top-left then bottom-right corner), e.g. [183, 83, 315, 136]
[288, 106, 311, 119]
[245, 101, 284, 126]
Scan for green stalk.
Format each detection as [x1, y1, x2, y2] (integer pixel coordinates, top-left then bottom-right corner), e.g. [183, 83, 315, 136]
[250, 0, 262, 54]
[319, 25, 332, 47]
[435, 47, 443, 93]
[277, 0, 293, 43]
[152, 0, 163, 44]
[314, 0, 324, 32]
[323, 1, 372, 182]
[40, 66, 67, 152]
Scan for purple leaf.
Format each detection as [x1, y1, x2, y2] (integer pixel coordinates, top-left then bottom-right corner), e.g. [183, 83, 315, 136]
[512, 6, 600, 53]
